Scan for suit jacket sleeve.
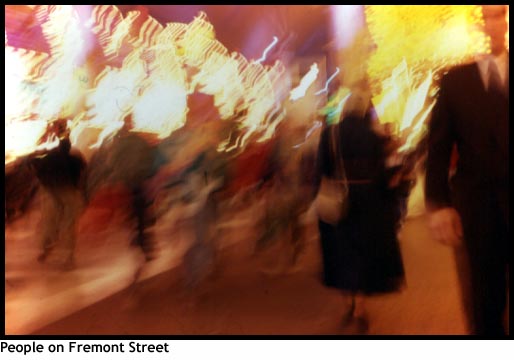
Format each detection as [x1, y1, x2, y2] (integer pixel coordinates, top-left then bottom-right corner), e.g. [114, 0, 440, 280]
[425, 73, 456, 211]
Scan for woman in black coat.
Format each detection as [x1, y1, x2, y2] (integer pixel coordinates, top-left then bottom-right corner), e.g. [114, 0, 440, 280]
[316, 92, 405, 331]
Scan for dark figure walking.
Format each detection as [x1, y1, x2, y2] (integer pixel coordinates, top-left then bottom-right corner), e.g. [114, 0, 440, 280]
[107, 115, 161, 262]
[425, 5, 509, 336]
[316, 90, 405, 332]
[29, 120, 87, 270]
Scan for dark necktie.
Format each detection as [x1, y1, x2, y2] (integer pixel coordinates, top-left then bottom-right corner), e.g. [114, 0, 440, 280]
[504, 61, 509, 98]
[488, 60, 505, 96]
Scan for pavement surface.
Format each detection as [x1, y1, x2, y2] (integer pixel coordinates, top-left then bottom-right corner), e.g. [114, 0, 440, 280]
[5, 182, 469, 335]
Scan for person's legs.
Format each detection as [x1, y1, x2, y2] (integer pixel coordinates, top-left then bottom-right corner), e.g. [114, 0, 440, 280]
[453, 246, 474, 334]
[341, 292, 369, 333]
[58, 187, 85, 269]
[341, 293, 356, 324]
[456, 192, 507, 335]
[475, 213, 508, 336]
[353, 293, 367, 318]
[38, 186, 60, 262]
[505, 268, 509, 335]
[131, 186, 156, 261]
[463, 243, 506, 336]
[290, 210, 307, 266]
[354, 293, 369, 333]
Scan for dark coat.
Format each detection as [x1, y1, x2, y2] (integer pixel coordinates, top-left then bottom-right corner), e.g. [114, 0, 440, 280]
[31, 138, 86, 190]
[317, 107, 405, 294]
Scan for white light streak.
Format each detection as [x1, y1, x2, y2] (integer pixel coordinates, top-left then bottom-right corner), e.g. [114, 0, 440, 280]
[289, 63, 319, 101]
[255, 36, 279, 63]
[315, 67, 340, 95]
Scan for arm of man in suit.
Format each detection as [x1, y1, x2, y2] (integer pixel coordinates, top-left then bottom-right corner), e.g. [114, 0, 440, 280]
[425, 74, 463, 247]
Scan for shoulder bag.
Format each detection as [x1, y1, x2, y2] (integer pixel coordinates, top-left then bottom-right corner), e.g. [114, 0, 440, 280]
[314, 123, 349, 225]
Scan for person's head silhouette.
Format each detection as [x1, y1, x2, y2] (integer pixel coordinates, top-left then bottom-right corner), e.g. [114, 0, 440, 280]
[481, 5, 508, 56]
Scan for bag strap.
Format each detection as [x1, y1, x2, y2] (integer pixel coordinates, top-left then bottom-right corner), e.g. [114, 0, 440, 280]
[329, 124, 348, 190]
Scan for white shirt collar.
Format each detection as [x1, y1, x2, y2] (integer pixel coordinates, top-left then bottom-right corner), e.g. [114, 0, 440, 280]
[476, 51, 508, 89]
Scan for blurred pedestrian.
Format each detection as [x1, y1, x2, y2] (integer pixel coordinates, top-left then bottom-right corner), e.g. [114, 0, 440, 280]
[29, 119, 87, 271]
[316, 82, 405, 333]
[254, 118, 317, 272]
[108, 114, 162, 264]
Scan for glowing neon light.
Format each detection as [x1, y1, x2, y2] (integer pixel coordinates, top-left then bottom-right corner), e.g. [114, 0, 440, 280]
[289, 63, 319, 101]
[315, 67, 340, 95]
[255, 36, 278, 63]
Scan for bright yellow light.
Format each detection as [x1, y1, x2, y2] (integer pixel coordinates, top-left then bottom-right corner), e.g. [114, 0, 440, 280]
[366, 5, 487, 83]
[364, 5, 491, 150]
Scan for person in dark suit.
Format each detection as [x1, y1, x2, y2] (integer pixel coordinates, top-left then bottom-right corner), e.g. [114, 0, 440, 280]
[425, 5, 509, 336]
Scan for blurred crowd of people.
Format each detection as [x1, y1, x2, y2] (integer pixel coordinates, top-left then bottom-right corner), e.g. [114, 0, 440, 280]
[4, 4, 508, 336]
[4, 85, 420, 330]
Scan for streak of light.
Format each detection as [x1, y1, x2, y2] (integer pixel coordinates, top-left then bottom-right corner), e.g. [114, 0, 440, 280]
[254, 36, 279, 64]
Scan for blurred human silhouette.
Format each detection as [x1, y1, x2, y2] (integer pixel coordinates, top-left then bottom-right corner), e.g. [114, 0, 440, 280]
[253, 117, 317, 272]
[316, 81, 405, 333]
[5, 157, 39, 224]
[181, 122, 228, 289]
[169, 92, 228, 289]
[109, 114, 161, 264]
[425, 5, 509, 336]
[29, 119, 87, 271]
